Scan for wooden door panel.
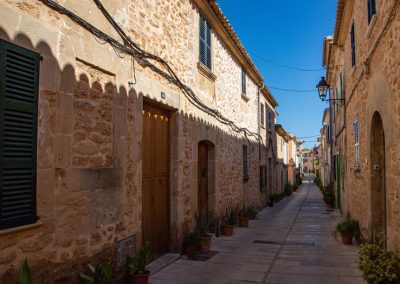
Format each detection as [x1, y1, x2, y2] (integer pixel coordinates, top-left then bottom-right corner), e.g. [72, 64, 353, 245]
[153, 175, 169, 256]
[142, 103, 170, 260]
[154, 114, 169, 175]
[142, 177, 153, 245]
[198, 143, 208, 222]
[142, 109, 154, 178]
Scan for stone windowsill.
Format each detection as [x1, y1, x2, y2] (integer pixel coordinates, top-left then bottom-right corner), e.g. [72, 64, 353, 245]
[366, 13, 377, 39]
[197, 62, 216, 82]
[0, 220, 43, 237]
[241, 93, 250, 102]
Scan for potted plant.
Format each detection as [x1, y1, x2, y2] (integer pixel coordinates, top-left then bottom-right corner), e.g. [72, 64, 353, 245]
[127, 242, 150, 284]
[323, 183, 335, 208]
[195, 212, 212, 253]
[221, 203, 238, 236]
[80, 260, 113, 284]
[248, 204, 259, 220]
[238, 204, 252, 228]
[357, 235, 400, 284]
[183, 231, 200, 258]
[336, 219, 359, 245]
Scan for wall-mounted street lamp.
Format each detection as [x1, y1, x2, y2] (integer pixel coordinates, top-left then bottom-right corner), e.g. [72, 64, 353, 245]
[316, 77, 344, 104]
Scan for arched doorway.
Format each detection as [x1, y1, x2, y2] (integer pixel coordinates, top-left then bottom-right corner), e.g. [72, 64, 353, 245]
[370, 112, 386, 242]
[198, 141, 215, 222]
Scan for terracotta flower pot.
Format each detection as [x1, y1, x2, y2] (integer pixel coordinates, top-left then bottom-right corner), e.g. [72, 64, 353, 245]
[239, 218, 249, 228]
[222, 224, 234, 236]
[199, 236, 212, 253]
[184, 244, 197, 258]
[131, 270, 150, 284]
[341, 233, 353, 245]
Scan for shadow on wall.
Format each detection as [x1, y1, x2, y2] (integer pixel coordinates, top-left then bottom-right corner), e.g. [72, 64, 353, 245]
[0, 26, 268, 283]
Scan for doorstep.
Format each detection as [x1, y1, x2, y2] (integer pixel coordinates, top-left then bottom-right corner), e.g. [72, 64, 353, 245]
[146, 253, 180, 274]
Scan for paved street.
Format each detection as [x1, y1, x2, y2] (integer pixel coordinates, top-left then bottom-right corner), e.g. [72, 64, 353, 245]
[150, 175, 366, 284]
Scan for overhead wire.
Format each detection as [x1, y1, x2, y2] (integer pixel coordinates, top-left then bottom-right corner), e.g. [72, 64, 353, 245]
[268, 86, 316, 93]
[40, 0, 263, 142]
[249, 52, 325, 72]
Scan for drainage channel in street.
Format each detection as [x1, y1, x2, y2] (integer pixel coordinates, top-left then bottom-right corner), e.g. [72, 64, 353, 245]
[253, 240, 315, 247]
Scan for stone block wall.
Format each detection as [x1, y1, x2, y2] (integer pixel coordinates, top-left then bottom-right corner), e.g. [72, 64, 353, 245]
[0, 0, 277, 282]
[331, 0, 400, 251]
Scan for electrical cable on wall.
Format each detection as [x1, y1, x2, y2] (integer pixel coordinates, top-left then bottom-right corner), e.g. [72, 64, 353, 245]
[40, 0, 264, 142]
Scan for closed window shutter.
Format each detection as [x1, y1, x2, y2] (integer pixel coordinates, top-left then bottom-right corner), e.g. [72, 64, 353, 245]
[368, 0, 376, 23]
[199, 16, 212, 70]
[0, 39, 39, 229]
[260, 103, 265, 126]
[354, 120, 360, 165]
[351, 23, 356, 66]
[205, 22, 212, 69]
[241, 68, 246, 95]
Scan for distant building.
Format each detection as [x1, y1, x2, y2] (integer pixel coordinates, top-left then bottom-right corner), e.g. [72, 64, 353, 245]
[276, 124, 289, 194]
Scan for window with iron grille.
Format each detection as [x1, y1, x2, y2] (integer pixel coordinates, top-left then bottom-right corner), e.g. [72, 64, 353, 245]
[368, 0, 377, 24]
[199, 16, 212, 70]
[243, 145, 249, 181]
[351, 22, 356, 67]
[0, 39, 40, 230]
[260, 103, 265, 126]
[354, 120, 360, 165]
[260, 165, 266, 192]
[267, 111, 272, 131]
[241, 68, 246, 95]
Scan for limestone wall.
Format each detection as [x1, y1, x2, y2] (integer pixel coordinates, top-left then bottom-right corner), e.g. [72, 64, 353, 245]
[331, 0, 400, 251]
[0, 0, 277, 282]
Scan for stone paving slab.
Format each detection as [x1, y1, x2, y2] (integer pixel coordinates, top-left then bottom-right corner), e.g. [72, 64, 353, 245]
[150, 175, 366, 284]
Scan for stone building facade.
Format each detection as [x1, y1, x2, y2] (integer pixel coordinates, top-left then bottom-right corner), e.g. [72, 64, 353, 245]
[275, 124, 288, 194]
[0, 0, 279, 282]
[323, 0, 400, 251]
[320, 108, 332, 187]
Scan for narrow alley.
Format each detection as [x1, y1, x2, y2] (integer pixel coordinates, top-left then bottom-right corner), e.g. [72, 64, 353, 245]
[150, 175, 365, 284]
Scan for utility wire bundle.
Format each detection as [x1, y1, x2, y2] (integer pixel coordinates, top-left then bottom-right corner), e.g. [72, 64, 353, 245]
[40, 0, 263, 142]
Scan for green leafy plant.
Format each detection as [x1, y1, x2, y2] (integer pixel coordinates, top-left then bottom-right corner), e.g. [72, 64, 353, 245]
[284, 184, 293, 196]
[183, 231, 201, 247]
[239, 203, 254, 219]
[127, 242, 151, 275]
[357, 235, 400, 284]
[19, 258, 45, 284]
[79, 260, 113, 284]
[224, 202, 239, 225]
[246, 204, 259, 219]
[20, 258, 31, 284]
[336, 219, 360, 235]
[195, 211, 210, 237]
[323, 182, 335, 207]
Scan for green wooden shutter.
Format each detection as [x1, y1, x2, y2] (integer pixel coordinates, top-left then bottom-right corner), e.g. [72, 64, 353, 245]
[199, 16, 212, 70]
[0, 39, 39, 229]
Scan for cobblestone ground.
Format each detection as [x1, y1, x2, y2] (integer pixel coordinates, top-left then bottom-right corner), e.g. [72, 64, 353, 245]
[150, 175, 366, 284]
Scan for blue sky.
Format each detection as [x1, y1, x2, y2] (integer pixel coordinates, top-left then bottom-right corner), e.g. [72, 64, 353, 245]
[217, 0, 337, 148]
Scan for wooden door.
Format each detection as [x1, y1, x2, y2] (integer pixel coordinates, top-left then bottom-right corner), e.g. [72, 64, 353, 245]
[142, 104, 170, 260]
[198, 142, 208, 222]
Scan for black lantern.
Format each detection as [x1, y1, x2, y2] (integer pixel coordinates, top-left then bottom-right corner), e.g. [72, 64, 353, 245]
[316, 76, 344, 104]
[316, 77, 329, 101]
